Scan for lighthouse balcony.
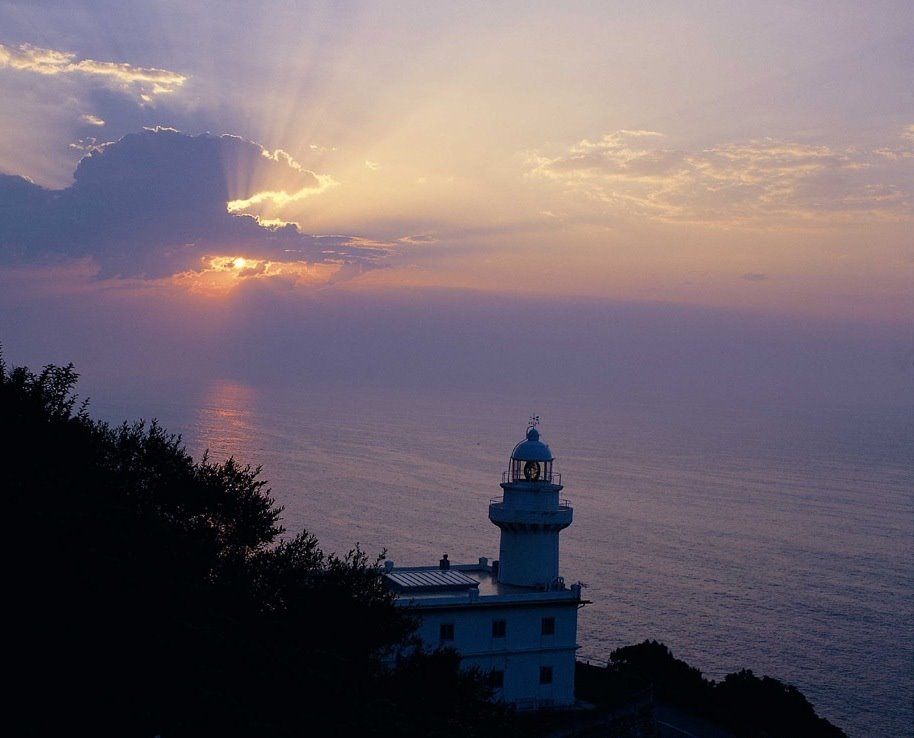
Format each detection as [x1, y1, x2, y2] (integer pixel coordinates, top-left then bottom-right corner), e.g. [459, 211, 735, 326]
[502, 470, 562, 485]
[488, 499, 573, 529]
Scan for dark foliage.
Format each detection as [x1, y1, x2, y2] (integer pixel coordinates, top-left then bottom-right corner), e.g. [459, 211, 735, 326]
[606, 640, 846, 738]
[610, 640, 711, 709]
[574, 661, 653, 711]
[1, 356, 513, 738]
[381, 649, 517, 738]
[714, 669, 846, 738]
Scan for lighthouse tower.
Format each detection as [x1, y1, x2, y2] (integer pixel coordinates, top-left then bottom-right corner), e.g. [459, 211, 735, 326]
[383, 418, 584, 708]
[489, 420, 573, 588]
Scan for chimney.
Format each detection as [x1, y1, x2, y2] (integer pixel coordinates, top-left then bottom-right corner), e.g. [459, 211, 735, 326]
[439, 553, 450, 570]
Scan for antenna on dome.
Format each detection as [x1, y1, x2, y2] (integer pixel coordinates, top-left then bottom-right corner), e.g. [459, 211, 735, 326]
[528, 415, 540, 429]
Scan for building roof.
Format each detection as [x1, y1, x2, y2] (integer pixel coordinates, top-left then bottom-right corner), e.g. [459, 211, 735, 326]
[383, 561, 587, 609]
[384, 568, 479, 593]
[510, 425, 554, 462]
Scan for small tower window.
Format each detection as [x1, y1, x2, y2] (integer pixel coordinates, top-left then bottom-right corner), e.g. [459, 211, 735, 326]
[541, 616, 555, 636]
[539, 666, 553, 684]
[440, 623, 455, 642]
[492, 619, 506, 638]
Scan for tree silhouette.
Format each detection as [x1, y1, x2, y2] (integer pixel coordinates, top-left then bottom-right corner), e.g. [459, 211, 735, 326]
[607, 640, 846, 737]
[2, 355, 512, 738]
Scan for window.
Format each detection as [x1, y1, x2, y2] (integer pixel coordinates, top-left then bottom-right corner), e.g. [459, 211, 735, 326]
[541, 616, 555, 636]
[492, 619, 506, 638]
[439, 623, 454, 641]
[489, 669, 504, 688]
[539, 666, 553, 684]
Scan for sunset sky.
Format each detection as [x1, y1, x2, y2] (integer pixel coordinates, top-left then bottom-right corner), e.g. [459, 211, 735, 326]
[1, 1, 911, 406]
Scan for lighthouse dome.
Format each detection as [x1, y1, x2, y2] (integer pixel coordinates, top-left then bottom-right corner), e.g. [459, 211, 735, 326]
[510, 426, 554, 462]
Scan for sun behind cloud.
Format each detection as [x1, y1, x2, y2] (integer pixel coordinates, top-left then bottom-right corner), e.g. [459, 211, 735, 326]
[170, 254, 343, 295]
[0, 128, 387, 287]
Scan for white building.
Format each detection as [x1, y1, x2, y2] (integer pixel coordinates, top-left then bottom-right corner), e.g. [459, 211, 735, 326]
[384, 422, 586, 709]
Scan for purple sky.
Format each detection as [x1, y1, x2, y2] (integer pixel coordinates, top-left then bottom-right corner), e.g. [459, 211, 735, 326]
[0, 1, 911, 408]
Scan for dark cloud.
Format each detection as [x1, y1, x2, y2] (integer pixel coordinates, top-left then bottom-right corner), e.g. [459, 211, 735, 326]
[0, 127, 383, 278]
[741, 272, 769, 281]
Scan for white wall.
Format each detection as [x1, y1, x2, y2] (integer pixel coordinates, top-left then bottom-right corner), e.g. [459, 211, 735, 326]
[414, 601, 579, 707]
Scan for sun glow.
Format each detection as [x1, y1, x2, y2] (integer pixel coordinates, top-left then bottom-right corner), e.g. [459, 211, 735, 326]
[225, 175, 338, 214]
[169, 254, 342, 295]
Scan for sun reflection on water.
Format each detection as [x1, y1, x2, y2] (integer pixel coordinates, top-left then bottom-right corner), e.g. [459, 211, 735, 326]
[188, 378, 261, 463]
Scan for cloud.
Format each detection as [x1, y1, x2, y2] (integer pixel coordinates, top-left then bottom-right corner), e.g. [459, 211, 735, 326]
[398, 234, 438, 245]
[873, 123, 914, 161]
[741, 272, 769, 282]
[68, 137, 102, 153]
[226, 176, 337, 213]
[528, 129, 914, 226]
[0, 43, 186, 102]
[0, 128, 385, 281]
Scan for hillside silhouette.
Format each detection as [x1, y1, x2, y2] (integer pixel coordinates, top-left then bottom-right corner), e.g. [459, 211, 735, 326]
[2, 356, 512, 738]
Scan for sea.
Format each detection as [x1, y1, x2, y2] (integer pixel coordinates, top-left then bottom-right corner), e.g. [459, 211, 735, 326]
[90, 380, 913, 738]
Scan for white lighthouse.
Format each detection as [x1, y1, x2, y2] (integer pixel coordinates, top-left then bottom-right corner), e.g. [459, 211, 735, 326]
[489, 420, 573, 588]
[384, 420, 585, 709]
